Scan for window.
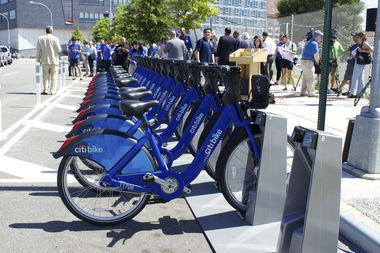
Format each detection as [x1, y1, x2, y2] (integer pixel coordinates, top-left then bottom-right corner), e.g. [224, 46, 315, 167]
[0, 0, 8, 4]
[113, 0, 128, 5]
[9, 9, 15, 20]
[62, 0, 74, 24]
[79, 0, 104, 5]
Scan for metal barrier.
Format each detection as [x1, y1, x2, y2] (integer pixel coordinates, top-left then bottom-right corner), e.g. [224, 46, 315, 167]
[277, 126, 342, 253]
[35, 63, 41, 106]
[245, 110, 287, 226]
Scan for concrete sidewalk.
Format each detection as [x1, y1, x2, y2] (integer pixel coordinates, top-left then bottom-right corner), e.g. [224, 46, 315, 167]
[268, 85, 380, 253]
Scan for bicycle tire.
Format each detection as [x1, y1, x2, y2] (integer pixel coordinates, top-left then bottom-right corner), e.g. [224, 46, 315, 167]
[57, 155, 150, 226]
[216, 127, 261, 213]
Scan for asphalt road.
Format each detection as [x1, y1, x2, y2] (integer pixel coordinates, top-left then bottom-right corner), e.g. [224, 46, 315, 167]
[0, 59, 213, 253]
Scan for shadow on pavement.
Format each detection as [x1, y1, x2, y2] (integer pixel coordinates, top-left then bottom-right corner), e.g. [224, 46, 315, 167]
[9, 216, 203, 248]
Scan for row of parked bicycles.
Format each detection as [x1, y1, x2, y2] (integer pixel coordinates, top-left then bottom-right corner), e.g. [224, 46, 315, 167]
[53, 57, 294, 226]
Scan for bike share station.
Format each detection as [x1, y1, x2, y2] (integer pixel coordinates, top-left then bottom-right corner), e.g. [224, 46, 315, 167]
[183, 50, 343, 253]
[52, 55, 344, 253]
[185, 118, 342, 253]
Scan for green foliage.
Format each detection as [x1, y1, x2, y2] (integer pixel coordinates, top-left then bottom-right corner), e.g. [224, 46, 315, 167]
[112, 1, 173, 42]
[167, 0, 219, 30]
[92, 18, 111, 42]
[277, 0, 363, 17]
[72, 26, 85, 42]
[277, 0, 364, 48]
[110, 0, 218, 43]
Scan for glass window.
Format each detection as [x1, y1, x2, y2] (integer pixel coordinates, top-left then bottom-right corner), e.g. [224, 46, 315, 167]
[89, 12, 94, 19]
[62, 0, 73, 24]
[79, 0, 104, 5]
[9, 9, 15, 20]
[94, 13, 99, 19]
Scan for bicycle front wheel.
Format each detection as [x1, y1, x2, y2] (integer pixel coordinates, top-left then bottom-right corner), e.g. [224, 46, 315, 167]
[57, 156, 149, 226]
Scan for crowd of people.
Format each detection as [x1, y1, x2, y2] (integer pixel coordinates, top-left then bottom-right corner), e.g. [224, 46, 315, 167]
[36, 23, 374, 99]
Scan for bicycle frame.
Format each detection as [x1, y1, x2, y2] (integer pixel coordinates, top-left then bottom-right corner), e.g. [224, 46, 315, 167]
[101, 102, 261, 201]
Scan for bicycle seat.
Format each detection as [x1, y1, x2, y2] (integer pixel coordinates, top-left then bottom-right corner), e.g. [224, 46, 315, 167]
[115, 78, 138, 87]
[119, 100, 159, 117]
[118, 86, 147, 93]
[120, 91, 152, 100]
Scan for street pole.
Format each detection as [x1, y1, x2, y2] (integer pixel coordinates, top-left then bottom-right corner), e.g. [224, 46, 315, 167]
[286, 23, 289, 36]
[109, 0, 113, 26]
[369, 6, 380, 115]
[29, 1, 53, 27]
[0, 13, 10, 49]
[35, 63, 42, 106]
[291, 14, 294, 40]
[346, 1, 380, 175]
[317, 0, 333, 131]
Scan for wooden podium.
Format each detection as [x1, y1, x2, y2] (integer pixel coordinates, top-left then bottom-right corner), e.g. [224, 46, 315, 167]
[229, 48, 268, 95]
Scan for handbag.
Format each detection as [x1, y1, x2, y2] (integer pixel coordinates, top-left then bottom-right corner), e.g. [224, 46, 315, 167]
[356, 42, 372, 65]
[356, 51, 372, 65]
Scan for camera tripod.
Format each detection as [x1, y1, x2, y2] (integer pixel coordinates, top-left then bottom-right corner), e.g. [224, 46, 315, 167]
[354, 76, 372, 106]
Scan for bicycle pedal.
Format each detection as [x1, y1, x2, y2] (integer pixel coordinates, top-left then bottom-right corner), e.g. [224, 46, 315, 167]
[147, 197, 169, 204]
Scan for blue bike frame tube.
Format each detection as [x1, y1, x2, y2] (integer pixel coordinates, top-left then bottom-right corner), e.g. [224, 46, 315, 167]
[170, 93, 218, 159]
[158, 87, 199, 143]
[181, 103, 259, 185]
[153, 82, 186, 127]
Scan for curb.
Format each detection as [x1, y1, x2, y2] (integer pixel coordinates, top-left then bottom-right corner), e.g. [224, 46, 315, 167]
[343, 163, 380, 180]
[340, 202, 380, 253]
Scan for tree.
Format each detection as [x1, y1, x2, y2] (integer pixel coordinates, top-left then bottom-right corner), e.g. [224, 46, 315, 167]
[72, 26, 85, 41]
[167, 0, 219, 30]
[113, 0, 173, 43]
[92, 18, 111, 41]
[111, 0, 219, 42]
[277, 0, 364, 48]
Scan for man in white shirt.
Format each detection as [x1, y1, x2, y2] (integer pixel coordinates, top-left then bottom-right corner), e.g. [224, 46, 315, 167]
[36, 26, 61, 95]
[262, 32, 277, 82]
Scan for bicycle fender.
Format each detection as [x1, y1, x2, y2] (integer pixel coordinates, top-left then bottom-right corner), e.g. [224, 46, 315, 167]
[53, 129, 137, 171]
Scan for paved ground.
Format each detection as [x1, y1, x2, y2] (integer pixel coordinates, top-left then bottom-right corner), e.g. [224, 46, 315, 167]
[0, 59, 376, 252]
[0, 59, 213, 253]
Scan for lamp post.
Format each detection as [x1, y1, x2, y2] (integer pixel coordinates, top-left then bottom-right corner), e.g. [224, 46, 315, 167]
[29, 1, 53, 27]
[0, 13, 10, 49]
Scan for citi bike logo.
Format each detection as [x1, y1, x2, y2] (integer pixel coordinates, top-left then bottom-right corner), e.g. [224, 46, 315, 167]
[190, 113, 205, 134]
[175, 104, 188, 121]
[164, 96, 176, 112]
[74, 144, 103, 154]
[205, 129, 223, 155]
[154, 87, 162, 98]
[160, 90, 168, 101]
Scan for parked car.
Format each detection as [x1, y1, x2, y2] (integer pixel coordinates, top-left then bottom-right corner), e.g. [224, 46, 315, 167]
[0, 45, 12, 65]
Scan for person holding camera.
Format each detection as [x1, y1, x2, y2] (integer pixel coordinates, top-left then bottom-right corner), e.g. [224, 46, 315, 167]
[300, 30, 323, 97]
[348, 32, 373, 98]
[329, 37, 344, 92]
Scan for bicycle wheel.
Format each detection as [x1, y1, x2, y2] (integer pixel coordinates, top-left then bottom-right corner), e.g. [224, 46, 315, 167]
[217, 129, 294, 214]
[216, 128, 259, 213]
[57, 156, 150, 226]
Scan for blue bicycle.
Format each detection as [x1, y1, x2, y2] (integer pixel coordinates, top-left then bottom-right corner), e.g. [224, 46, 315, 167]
[54, 64, 266, 225]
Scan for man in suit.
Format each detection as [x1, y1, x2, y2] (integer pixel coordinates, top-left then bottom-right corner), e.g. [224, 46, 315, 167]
[164, 31, 186, 60]
[216, 27, 237, 65]
[36, 26, 61, 95]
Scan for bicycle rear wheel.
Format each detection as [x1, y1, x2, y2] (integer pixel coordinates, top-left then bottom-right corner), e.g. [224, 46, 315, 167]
[57, 156, 150, 226]
[217, 129, 294, 214]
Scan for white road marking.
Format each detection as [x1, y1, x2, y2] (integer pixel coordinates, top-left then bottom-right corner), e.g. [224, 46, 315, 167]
[3, 71, 17, 77]
[0, 155, 56, 183]
[47, 103, 77, 111]
[0, 79, 79, 139]
[24, 120, 71, 133]
[65, 94, 84, 99]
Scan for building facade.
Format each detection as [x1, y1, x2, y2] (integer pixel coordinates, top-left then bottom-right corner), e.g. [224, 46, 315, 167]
[0, 0, 129, 53]
[204, 0, 268, 38]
